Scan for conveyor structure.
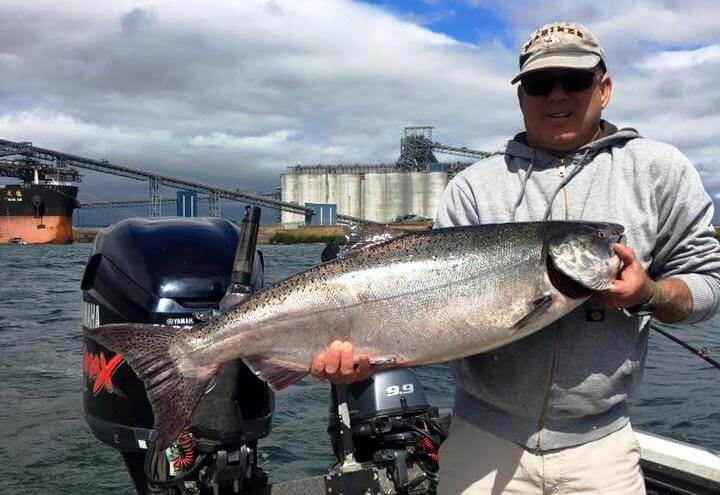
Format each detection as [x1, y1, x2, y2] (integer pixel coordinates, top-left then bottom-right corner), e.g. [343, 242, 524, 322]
[0, 139, 333, 223]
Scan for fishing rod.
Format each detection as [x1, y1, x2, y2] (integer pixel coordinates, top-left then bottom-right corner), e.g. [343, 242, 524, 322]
[651, 324, 720, 370]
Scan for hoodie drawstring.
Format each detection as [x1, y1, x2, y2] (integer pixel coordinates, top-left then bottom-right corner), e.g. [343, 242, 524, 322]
[511, 150, 536, 222]
[541, 148, 593, 221]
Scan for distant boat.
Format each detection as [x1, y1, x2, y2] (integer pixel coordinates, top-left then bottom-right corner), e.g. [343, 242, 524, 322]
[1, 160, 80, 245]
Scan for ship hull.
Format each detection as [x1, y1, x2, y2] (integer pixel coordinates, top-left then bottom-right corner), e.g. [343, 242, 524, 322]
[0, 215, 74, 244]
[1, 184, 78, 244]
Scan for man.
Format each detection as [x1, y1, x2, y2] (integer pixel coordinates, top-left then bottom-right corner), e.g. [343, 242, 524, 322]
[311, 21, 720, 494]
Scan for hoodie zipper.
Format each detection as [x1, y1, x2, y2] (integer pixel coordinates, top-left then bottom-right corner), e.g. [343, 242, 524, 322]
[559, 158, 569, 220]
[535, 328, 561, 450]
[534, 158, 570, 447]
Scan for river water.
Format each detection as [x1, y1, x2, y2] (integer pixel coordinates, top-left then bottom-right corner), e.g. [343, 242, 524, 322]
[0, 242, 718, 494]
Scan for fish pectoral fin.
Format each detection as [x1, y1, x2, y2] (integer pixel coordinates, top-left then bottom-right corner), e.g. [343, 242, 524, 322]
[511, 293, 554, 330]
[244, 356, 308, 391]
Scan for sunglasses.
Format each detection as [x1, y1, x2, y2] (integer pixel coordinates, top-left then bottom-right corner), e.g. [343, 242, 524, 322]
[521, 70, 598, 97]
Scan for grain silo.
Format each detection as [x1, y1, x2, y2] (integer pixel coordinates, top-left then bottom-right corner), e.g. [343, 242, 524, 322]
[426, 171, 449, 220]
[326, 173, 339, 206]
[278, 127, 493, 225]
[405, 171, 427, 219]
[280, 173, 304, 224]
[362, 171, 387, 222]
[384, 172, 406, 222]
[337, 173, 361, 217]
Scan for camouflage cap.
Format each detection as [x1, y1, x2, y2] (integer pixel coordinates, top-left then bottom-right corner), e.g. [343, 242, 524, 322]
[511, 21, 607, 84]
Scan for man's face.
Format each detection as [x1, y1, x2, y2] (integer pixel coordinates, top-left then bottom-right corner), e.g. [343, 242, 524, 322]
[518, 68, 612, 156]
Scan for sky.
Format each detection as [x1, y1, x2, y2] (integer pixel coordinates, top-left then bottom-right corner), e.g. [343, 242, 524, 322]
[1, 0, 720, 221]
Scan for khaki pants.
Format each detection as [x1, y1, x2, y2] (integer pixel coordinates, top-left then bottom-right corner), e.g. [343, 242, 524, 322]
[437, 416, 646, 495]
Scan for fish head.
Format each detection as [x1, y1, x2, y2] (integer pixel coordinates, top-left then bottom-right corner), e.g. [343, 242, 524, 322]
[547, 222, 625, 295]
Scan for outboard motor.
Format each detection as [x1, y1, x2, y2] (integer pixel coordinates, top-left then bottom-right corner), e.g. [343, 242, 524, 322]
[81, 216, 273, 494]
[326, 370, 451, 495]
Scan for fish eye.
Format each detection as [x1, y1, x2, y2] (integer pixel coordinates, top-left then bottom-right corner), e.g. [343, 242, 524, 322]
[592, 231, 606, 239]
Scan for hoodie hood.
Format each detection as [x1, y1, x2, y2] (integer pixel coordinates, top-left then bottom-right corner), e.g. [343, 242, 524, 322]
[503, 120, 642, 221]
[505, 120, 641, 165]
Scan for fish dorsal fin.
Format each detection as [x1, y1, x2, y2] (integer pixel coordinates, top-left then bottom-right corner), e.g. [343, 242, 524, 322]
[324, 224, 408, 261]
[512, 293, 553, 330]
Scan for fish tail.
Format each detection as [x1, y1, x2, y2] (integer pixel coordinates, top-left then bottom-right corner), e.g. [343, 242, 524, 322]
[86, 323, 218, 450]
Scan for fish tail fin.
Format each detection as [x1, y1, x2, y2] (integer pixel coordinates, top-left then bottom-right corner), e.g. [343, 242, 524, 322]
[86, 323, 218, 450]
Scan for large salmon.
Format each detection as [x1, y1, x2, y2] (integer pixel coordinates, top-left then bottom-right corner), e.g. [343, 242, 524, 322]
[87, 221, 624, 448]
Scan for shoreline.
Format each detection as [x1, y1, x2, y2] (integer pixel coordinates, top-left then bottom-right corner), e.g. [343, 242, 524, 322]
[72, 222, 433, 244]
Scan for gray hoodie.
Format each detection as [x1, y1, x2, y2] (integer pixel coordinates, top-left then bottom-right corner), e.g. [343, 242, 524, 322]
[434, 121, 720, 450]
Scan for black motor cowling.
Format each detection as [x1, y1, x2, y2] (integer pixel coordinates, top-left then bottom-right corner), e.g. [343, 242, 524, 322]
[81, 217, 273, 494]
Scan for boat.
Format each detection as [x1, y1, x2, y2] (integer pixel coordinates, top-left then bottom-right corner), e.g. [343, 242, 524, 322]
[638, 430, 720, 494]
[266, 432, 720, 494]
[0, 159, 80, 244]
[80, 213, 720, 494]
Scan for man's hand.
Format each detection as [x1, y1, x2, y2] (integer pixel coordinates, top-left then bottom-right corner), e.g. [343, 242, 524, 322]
[309, 341, 373, 384]
[596, 243, 693, 322]
[596, 244, 654, 309]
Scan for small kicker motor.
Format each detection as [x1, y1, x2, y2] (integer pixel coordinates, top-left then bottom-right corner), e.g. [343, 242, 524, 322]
[326, 370, 451, 495]
[82, 208, 273, 494]
[322, 241, 451, 495]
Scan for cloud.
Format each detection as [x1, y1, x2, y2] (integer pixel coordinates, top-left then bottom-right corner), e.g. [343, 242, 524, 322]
[0, 0, 719, 213]
[0, 0, 516, 198]
[120, 6, 156, 34]
[636, 44, 720, 71]
[465, 0, 720, 45]
[189, 130, 294, 151]
[0, 110, 172, 155]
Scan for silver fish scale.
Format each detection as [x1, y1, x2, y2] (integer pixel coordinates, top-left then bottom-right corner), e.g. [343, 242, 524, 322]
[187, 222, 590, 370]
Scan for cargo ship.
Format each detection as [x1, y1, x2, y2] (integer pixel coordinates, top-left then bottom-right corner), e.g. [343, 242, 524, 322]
[0, 160, 80, 244]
